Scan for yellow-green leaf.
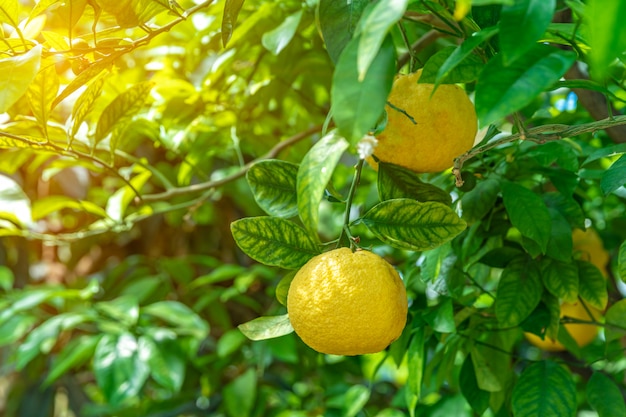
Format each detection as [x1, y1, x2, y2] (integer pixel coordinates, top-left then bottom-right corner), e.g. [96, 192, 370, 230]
[577, 260, 608, 310]
[247, 160, 298, 218]
[0, 45, 42, 113]
[238, 314, 293, 341]
[512, 361, 576, 417]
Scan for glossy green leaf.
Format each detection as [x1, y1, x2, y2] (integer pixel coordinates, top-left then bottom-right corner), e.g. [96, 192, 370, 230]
[582, 143, 626, 166]
[297, 131, 348, 237]
[223, 368, 257, 417]
[527, 141, 579, 172]
[377, 162, 452, 205]
[362, 199, 467, 251]
[512, 361, 576, 417]
[420, 46, 483, 85]
[0, 45, 42, 113]
[0, 314, 36, 346]
[600, 154, 626, 195]
[343, 385, 371, 417]
[262, 10, 302, 55]
[460, 178, 500, 223]
[318, 0, 369, 63]
[475, 44, 576, 126]
[470, 345, 502, 392]
[543, 193, 585, 230]
[222, 0, 245, 47]
[544, 209, 572, 263]
[27, 63, 59, 132]
[141, 300, 209, 338]
[276, 271, 296, 306]
[540, 258, 578, 303]
[247, 160, 298, 218]
[423, 298, 455, 333]
[231, 217, 320, 269]
[355, 0, 407, 80]
[619, 240, 626, 282]
[52, 55, 113, 109]
[576, 260, 608, 310]
[70, 70, 107, 140]
[93, 332, 151, 406]
[459, 355, 489, 415]
[499, 0, 556, 65]
[586, 0, 626, 80]
[43, 335, 100, 386]
[331, 34, 396, 143]
[406, 326, 425, 410]
[587, 372, 626, 417]
[605, 299, 626, 342]
[95, 295, 139, 327]
[495, 257, 542, 327]
[143, 336, 186, 392]
[501, 181, 551, 253]
[95, 81, 153, 144]
[238, 314, 293, 341]
[434, 26, 498, 89]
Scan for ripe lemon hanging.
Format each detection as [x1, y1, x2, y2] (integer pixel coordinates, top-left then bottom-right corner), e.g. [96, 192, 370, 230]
[372, 70, 477, 173]
[525, 301, 601, 352]
[287, 248, 408, 355]
[573, 228, 609, 277]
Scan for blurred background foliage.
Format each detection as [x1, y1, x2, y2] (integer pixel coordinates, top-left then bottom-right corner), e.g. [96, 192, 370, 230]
[0, 0, 625, 416]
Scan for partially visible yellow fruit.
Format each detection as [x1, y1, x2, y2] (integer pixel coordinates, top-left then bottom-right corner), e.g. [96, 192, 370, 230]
[525, 301, 602, 352]
[287, 248, 408, 356]
[371, 70, 477, 173]
[573, 228, 609, 276]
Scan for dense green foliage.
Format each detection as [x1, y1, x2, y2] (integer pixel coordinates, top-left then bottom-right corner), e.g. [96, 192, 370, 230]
[1, 0, 626, 416]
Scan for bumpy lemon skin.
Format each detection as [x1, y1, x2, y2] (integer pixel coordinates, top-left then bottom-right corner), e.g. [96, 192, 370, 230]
[573, 228, 609, 276]
[373, 70, 477, 173]
[287, 248, 408, 356]
[525, 301, 601, 352]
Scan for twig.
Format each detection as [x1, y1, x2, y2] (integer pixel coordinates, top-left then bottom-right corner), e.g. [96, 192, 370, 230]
[397, 29, 442, 70]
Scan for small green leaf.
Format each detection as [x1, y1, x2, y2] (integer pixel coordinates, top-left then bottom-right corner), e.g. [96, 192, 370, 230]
[247, 160, 298, 218]
[512, 361, 576, 417]
[406, 327, 425, 406]
[540, 258, 578, 303]
[143, 336, 186, 392]
[501, 181, 552, 253]
[27, 63, 59, 133]
[95, 81, 153, 143]
[619, 240, 626, 282]
[262, 10, 303, 55]
[141, 301, 209, 337]
[297, 131, 348, 237]
[217, 329, 247, 358]
[0, 314, 36, 346]
[238, 314, 294, 341]
[231, 217, 320, 269]
[577, 260, 608, 310]
[499, 0, 556, 65]
[70, 70, 107, 140]
[544, 209, 572, 263]
[0, 265, 14, 291]
[377, 162, 452, 205]
[600, 154, 626, 195]
[95, 295, 139, 327]
[223, 368, 257, 417]
[276, 271, 296, 306]
[460, 178, 500, 223]
[587, 372, 626, 417]
[423, 298, 455, 333]
[0, 45, 42, 113]
[605, 299, 626, 342]
[343, 385, 371, 417]
[362, 199, 467, 251]
[475, 44, 576, 126]
[331, 34, 396, 143]
[495, 257, 543, 327]
[459, 356, 490, 415]
[420, 46, 483, 85]
[105, 167, 151, 221]
[582, 143, 626, 166]
[470, 346, 502, 392]
[527, 141, 579, 172]
[43, 335, 100, 386]
[32, 195, 108, 220]
[543, 193, 585, 230]
[586, 0, 626, 80]
[221, 0, 245, 47]
[318, 0, 369, 63]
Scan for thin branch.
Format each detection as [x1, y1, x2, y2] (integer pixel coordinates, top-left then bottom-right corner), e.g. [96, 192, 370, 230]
[397, 29, 442, 70]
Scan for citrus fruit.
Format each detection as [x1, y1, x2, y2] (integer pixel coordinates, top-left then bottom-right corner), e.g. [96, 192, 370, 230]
[525, 301, 601, 352]
[287, 248, 408, 355]
[371, 69, 477, 173]
[573, 228, 609, 276]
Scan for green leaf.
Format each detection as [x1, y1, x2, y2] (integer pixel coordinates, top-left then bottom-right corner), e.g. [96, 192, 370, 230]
[238, 314, 293, 341]
[362, 199, 467, 251]
[223, 368, 257, 417]
[262, 10, 303, 55]
[143, 336, 186, 392]
[32, 195, 108, 220]
[27, 63, 59, 133]
[0, 314, 36, 346]
[586, 0, 626, 80]
[423, 298, 455, 333]
[475, 44, 576, 126]
[355, 0, 407, 80]
[276, 271, 296, 306]
[420, 46, 483, 85]
[331, 34, 396, 143]
[527, 141, 579, 172]
[377, 162, 452, 205]
[434, 26, 499, 89]
[95, 295, 139, 327]
[495, 257, 543, 327]
[470, 345, 502, 392]
[343, 385, 371, 417]
[501, 181, 552, 253]
[318, 0, 369, 63]
[217, 329, 247, 358]
[619, 240, 626, 282]
[601, 154, 626, 195]
[543, 193, 585, 230]
[0, 265, 13, 291]
[231, 217, 320, 269]
[582, 143, 626, 166]
[70, 70, 107, 140]
[540, 258, 578, 303]
[297, 131, 348, 237]
[499, 0, 556, 65]
[105, 168, 151, 221]
[95, 81, 153, 144]
[459, 355, 490, 415]
[247, 160, 299, 218]
[512, 361, 576, 417]
[52, 55, 113, 109]
[587, 372, 626, 417]
[141, 301, 209, 338]
[605, 299, 626, 342]
[406, 327, 425, 408]
[43, 335, 100, 386]
[0, 45, 42, 113]
[460, 178, 500, 223]
[544, 209, 572, 263]
[577, 260, 608, 310]
[93, 333, 150, 406]
[222, 0, 245, 47]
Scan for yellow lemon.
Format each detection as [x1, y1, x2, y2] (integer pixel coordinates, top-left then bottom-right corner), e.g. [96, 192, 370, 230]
[287, 248, 408, 355]
[371, 70, 477, 173]
[573, 228, 609, 276]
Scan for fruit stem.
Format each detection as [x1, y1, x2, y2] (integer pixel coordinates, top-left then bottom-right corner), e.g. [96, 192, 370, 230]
[337, 159, 364, 250]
